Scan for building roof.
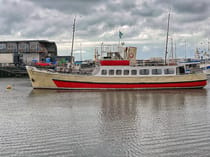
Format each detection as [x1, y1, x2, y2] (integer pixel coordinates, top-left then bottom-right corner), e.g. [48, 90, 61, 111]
[0, 40, 55, 43]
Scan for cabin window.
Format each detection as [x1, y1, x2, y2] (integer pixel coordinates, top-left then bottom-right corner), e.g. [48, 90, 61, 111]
[101, 69, 107, 75]
[109, 69, 114, 75]
[116, 69, 122, 75]
[123, 70, 129, 75]
[131, 70, 137, 75]
[177, 66, 185, 74]
[139, 69, 149, 75]
[164, 68, 174, 74]
[152, 69, 162, 75]
[0, 43, 6, 49]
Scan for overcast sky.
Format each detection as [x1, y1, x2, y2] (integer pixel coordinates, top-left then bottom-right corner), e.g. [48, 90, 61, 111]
[0, 0, 210, 60]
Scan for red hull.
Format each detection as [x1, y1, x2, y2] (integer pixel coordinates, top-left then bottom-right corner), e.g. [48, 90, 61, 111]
[52, 79, 207, 89]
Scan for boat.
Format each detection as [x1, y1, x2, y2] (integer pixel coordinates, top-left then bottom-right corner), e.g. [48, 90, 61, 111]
[26, 64, 207, 90]
[194, 47, 210, 75]
[177, 58, 210, 75]
[200, 63, 210, 75]
[177, 59, 201, 74]
[26, 45, 207, 90]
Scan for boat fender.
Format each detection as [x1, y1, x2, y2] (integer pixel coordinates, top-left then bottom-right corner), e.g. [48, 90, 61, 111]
[6, 85, 12, 89]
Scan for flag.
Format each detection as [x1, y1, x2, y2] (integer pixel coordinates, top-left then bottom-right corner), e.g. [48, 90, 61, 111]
[119, 31, 123, 39]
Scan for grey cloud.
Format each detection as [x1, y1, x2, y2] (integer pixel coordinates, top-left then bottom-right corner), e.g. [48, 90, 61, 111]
[28, 0, 104, 15]
[0, 0, 210, 53]
[131, 1, 163, 17]
[154, 0, 210, 15]
[0, 0, 34, 35]
[173, 1, 209, 14]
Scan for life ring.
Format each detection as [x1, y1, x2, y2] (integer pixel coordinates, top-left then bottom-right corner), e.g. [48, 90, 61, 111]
[129, 53, 134, 58]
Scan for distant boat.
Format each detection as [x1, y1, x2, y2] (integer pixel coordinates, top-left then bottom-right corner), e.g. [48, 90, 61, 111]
[178, 59, 210, 75]
[177, 59, 201, 74]
[200, 63, 210, 75]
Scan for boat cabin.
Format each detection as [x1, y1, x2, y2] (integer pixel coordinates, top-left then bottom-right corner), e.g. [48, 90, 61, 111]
[93, 65, 186, 77]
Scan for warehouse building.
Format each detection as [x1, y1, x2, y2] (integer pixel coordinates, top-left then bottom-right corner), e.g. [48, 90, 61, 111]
[0, 40, 57, 66]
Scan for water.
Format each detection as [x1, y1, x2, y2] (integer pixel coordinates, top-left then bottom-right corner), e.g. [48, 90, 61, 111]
[0, 78, 210, 157]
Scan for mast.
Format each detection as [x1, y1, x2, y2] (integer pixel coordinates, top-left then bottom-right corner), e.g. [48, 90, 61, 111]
[80, 43, 82, 61]
[70, 17, 76, 65]
[170, 37, 174, 62]
[165, 11, 170, 65]
[184, 40, 187, 59]
[174, 42, 177, 60]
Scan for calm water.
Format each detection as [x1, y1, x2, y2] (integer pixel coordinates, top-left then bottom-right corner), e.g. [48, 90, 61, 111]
[1, 77, 210, 157]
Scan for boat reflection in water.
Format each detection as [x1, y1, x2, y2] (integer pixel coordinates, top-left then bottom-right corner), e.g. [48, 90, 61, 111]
[100, 89, 207, 119]
[99, 89, 208, 156]
[29, 88, 208, 116]
[28, 88, 209, 156]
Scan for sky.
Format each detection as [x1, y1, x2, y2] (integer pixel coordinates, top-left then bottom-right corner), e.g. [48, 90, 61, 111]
[0, 0, 210, 60]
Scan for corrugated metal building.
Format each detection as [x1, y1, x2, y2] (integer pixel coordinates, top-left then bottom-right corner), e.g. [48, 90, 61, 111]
[0, 40, 57, 66]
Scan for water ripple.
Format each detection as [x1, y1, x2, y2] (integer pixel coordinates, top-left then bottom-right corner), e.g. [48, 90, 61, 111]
[1, 78, 210, 156]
